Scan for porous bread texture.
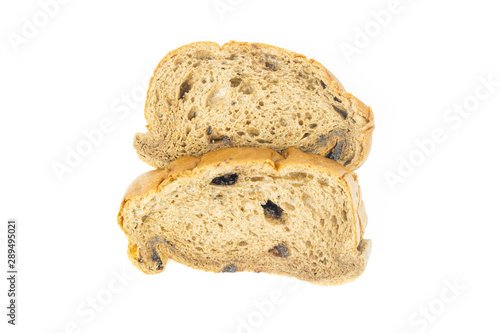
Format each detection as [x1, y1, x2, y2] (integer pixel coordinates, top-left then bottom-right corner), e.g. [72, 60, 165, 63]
[118, 147, 371, 286]
[134, 41, 374, 171]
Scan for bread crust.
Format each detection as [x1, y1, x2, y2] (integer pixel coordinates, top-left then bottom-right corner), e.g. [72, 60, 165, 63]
[137, 41, 374, 170]
[118, 147, 370, 285]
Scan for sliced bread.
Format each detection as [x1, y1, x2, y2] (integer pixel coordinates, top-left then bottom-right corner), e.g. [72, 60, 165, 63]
[134, 41, 374, 170]
[118, 147, 370, 285]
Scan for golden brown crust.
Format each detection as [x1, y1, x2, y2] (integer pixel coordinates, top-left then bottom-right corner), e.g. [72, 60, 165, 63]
[346, 94, 375, 168]
[121, 147, 360, 211]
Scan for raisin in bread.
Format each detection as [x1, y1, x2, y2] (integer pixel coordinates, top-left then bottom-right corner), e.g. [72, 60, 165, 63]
[134, 41, 374, 171]
[118, 147, 371, 286]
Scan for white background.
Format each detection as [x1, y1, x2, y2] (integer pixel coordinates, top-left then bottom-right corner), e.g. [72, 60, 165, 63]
[1, 0, 499, 332]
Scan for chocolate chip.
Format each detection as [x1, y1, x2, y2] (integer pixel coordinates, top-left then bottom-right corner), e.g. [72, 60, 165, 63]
[327, 141, 344, 161]
[211, 173, 238, 185]
[151, 247, 163, 270]
[207, 126, 212, 135]
[261, 200, 284, 219]
[222, 264, 237, 273]
[320, 80, 326, 89]
[269, 243, 289, 258]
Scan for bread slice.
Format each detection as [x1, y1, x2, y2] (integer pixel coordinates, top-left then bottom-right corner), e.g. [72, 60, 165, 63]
[118, 147, 370, 285]
[134, 41, 374, 171]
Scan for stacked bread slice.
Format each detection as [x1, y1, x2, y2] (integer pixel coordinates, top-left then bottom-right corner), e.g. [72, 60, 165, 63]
[118, 42, 374, 285]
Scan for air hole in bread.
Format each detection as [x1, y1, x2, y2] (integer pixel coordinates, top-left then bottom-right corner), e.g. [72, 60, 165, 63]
[256, 139, 271, 143]
[333, 104, 347, 119]
[264, 61, 278, 71]
[320, 80, 326, 89]
[283, 202, 295, 211]
[301, 133, 310, 140]
[152, 90, 160, 103]
[284, 173, 306, 182]
[193, 50, 214, 60]
[249, 176, 264, 182]
[342, 210, 348, 221]
[238, 241, 248, 246]
[179, 80, 192, 99]
[206, 127, 231, 144]
[261, 200, 284, 220]
[211, 173, 238, 185]
[230, 77, 242, 87]
[240, 85, 254, 95]
[334, 96, 342, 103]
[318, 179, 329, 187]
[269, 243, 290, 258]
[309, 123, 318, 129]
[211, 136, 230, 144]
[247, 128, 260, 137]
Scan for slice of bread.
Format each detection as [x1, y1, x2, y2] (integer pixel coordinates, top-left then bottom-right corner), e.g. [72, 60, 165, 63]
[118, 147, 370, 285]
[134, 41, 374, 171]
